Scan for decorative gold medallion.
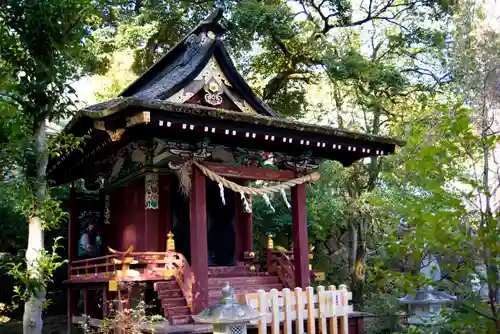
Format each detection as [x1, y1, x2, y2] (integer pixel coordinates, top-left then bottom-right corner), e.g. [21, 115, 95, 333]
[203, 79, 223, 106]
[107, 128, 125, 142]
[108, 280, 118, 292]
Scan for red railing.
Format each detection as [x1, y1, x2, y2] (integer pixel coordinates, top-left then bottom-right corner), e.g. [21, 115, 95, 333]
[151, 251, 194, 310]
[68, 249, 194, 305]
[70, 255, 119, 281]
[274, 251, 296, 289]
[173, 253, 193, 309]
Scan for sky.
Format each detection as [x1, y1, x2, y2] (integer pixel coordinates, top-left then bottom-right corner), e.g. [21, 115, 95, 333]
[71, 0, 500, 109]
[484, 0, 499, 30]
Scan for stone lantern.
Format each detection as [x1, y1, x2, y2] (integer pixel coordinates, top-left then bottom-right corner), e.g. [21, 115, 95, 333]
[193, 283, 262, 334]
[399, 286, 456, 325]
[399, 255, 456, 326]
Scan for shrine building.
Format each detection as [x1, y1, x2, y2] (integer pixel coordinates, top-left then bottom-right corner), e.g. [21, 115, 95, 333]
[47, 9, 402, 332]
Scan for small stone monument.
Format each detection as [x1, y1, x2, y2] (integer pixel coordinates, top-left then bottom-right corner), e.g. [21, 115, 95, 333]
[399, 255, 456, 326]
[193, 283, 262, 334]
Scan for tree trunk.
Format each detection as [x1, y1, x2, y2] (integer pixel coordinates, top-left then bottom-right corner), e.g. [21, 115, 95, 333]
[480, 71, 499, 333]
[23, 119, 47, 334]
[349, 219, 366, 309]
[347, 105, 382, 310]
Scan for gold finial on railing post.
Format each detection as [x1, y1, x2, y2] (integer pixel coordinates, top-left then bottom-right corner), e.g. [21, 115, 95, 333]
[167, 231, 175, 252]
[267, 233, 274, 249]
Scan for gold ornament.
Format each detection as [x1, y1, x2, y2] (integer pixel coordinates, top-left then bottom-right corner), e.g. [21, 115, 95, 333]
[267, 234, 274, 249]
[167, 231, 176, 251]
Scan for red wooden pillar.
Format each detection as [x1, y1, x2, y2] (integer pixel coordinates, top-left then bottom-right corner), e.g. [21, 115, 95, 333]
[67, 183, 76, 333]
[190, 166, 208, 314]
[68, 183, 76, 271]
[66, 287, 74, 334]
[241, 201, 253, 252]
[292, 184, 309, 288]
[102, 287, 109, 318]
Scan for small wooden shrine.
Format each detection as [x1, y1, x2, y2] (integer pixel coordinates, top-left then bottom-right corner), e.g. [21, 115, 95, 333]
[48, 9, 402, 332]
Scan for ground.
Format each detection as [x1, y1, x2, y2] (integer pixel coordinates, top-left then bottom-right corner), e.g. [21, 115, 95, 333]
[0, 315, 82, 334]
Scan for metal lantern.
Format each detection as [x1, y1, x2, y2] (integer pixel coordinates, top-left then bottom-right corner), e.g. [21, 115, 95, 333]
[193, 283, 262, 334]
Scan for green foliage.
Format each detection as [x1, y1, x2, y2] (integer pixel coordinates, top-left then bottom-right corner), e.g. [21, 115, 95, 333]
[0, 1, 106, 331]
[79, 299, 164, 333]
[0, 0, 102, 122]
[369, 103, 500, 330]
[5, 238, 66, 310]
[47, 133, 89, 159]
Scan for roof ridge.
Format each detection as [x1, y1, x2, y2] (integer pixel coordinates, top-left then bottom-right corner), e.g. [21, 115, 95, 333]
[119, 9, 226, 97]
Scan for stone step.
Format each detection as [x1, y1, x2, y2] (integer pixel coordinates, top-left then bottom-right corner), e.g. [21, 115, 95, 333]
[209, 272, 269, 278]
[208, 276, 280, 286]
[209, 283, 283, 292]
[208, 284, 283, 298]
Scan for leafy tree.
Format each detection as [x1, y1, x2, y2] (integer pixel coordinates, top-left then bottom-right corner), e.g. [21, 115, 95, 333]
[371, 102, 500, 332]
[0, 1, 101, 332]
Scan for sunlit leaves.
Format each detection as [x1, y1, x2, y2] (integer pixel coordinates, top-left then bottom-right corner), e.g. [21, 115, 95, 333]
[370, 102, 500, 329]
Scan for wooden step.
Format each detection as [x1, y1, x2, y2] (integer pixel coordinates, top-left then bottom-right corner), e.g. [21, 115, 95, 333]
[154, 280, 178, 290]
[157, 289, 183, 299]
[208, 266, 251, 276]
[165, 306, 191, 317]
[161, 297, 187, 308]
[169, 315, 193, 325]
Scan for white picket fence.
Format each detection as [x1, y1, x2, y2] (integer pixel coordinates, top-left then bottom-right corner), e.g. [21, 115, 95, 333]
[238, 284, 353, 334]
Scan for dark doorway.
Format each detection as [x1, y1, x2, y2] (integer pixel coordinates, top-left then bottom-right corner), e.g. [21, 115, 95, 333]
[171, 181, 191, 262]
[206, 180, 236, 266]
[170, 178, 236, 266]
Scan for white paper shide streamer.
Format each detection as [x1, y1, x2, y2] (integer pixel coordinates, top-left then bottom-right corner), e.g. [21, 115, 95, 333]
[240, 192, 251, 213]
[281, 189, 291, 208]
[218, 182, 226, 205]
[262, 193, 275, 212]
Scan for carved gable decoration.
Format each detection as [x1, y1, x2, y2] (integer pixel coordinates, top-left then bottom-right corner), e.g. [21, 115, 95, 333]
[119, 9, 277, 117]
[167, 58, 257, 114]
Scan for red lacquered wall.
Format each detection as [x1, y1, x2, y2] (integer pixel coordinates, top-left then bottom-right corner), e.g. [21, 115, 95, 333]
[106, 177, 145, 251]
[103, 175, 173, 252]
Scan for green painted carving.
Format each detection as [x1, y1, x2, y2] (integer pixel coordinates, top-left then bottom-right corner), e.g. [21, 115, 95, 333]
[145, 172, 159, 210]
